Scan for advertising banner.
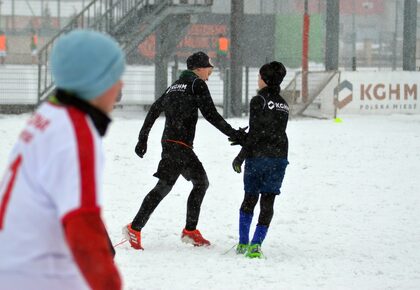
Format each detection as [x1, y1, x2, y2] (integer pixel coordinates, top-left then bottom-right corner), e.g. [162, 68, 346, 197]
[335, 72, 419, 115]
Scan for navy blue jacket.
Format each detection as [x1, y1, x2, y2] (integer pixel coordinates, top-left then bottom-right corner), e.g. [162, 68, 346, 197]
[238, 86, 289, 159]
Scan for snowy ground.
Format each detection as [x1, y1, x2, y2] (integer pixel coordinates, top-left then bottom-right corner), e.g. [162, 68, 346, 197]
[1, 112, 420, 290]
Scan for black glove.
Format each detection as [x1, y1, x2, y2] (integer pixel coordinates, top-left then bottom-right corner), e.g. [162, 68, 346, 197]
[135, 138, 147, 158]
[232, 155, 244, 173]
[228, 126, 248, 146]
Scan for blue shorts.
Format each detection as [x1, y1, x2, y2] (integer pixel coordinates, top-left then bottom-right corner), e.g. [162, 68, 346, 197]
[243, 158, 288, 195]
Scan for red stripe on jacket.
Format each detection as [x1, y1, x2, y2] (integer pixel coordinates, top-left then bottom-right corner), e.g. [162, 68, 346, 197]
[67, 107, 97, 210]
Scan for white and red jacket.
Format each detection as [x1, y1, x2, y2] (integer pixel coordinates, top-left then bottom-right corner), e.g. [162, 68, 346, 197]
[0, 94, 121, 290]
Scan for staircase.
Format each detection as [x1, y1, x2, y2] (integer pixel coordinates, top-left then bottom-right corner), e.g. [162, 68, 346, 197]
[37, 0, 212, 102]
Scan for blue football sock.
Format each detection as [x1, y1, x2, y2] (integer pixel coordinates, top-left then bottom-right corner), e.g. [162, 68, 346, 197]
[251, 224, 268, 245]
[239, 210, 253, 245]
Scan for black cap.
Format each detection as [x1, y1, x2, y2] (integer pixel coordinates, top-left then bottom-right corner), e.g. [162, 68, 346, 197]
[187, 51, 214, 70]
[259, 61, 287, 86]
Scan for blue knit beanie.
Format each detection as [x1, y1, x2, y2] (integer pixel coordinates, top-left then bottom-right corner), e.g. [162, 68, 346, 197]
[51, 29, 125, 100]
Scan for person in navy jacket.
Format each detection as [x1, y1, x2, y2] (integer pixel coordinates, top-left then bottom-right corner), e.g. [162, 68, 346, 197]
[232, 61, 289, 258]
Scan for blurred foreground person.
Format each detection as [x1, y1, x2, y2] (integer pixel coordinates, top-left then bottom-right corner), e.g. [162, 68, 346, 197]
[0, 30, 125, 290]
[125, 51, 246, 250]
[232, 61, 289, 259]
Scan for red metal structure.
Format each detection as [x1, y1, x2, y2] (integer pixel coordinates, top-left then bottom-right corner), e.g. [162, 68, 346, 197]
[302, 0, 310, 103]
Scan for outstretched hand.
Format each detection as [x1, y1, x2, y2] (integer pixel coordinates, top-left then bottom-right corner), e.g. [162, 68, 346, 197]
[135, 139, 147, 158]
[229, 126, 248, 146]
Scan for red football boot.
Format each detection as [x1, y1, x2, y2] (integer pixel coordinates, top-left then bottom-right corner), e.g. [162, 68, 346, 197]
[123, 224, 144, 250]
[181, 228, 211, 247]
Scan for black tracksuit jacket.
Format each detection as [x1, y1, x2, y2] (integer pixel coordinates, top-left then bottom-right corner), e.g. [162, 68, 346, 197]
[138, 70, 237, 146]
[238, 86, 289, 160]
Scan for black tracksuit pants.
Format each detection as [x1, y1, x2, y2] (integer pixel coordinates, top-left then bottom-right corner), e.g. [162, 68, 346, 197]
[131, 143, 209, 231]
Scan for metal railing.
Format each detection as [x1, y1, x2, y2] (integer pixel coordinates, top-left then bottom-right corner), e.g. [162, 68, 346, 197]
[37, 0, 213, 102]
[283, 71, 337, 117]
[37, 0, 152, 102]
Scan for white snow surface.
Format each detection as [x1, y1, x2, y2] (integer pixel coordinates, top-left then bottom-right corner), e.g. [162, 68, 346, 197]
[1, 112, 420, 290]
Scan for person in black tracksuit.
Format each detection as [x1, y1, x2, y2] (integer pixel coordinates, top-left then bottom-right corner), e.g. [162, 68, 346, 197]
[126, 52, 245, 249]
[232, 61, 289, 258]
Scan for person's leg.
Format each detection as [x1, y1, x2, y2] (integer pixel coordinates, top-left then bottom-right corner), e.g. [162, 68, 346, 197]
[175, 149, 209, 231]
[239, 158, 261, 246]
[184, 169, 209, 231]
[238, 194, 258, 245]
[126, 146, 181, 249]
[131, 145, 182, 231]
[251, 194, 276, 245]
[181, 172, 210, 246]
[131, 178, 176, 231]
[250, 158, 288, 246]
[179, 151, 212, 246]
[258, 194, 276, 226]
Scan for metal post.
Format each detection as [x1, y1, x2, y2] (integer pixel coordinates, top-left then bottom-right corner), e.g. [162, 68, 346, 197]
[12, 0, 15, 32]
[325, 0, 339, 70]
[392, 1, 399, 70]
[302, 0, 309, 103]
[155, 22, 168, 99]
[402, 0, 417, 71]
[230, 0, 244, 117]
[0, 1, 3, 30]
[109, 0, 114, 31]
[57, 0, 61, 29]
[245, 66, 249, 116]
[171, 54, 178, 84]
[223, 68, 230, 118]
[37, 55, 42, 103]
[333, 71, 341, 119]
[351, 0, 356, 71]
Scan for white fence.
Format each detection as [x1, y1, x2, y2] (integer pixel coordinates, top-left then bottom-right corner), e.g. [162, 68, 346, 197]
[0, 65, 264, 106]
[3, 65, 418, 116]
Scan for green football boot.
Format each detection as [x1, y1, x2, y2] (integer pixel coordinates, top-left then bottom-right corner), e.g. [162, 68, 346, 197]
[245, 243, 263, 259]
[235, 243, 248, 254]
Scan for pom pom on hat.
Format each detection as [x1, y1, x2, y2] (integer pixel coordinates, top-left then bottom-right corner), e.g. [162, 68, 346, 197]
[259, 61, 286, 87]
[50, 29, 125, 100]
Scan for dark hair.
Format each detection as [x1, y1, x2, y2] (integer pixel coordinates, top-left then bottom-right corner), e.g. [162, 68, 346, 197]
[259, 61, 287, 86]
